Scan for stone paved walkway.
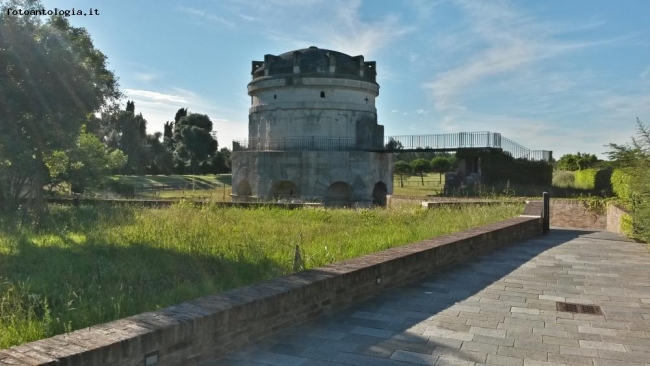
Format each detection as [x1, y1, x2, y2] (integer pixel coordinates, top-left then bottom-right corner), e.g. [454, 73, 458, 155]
[203, 229, 650, 366]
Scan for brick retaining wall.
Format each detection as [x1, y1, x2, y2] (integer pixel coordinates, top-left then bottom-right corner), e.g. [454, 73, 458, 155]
[606, 203, 630, 234]
[549, 199, 606, 229]
[0, 204, 542, 366]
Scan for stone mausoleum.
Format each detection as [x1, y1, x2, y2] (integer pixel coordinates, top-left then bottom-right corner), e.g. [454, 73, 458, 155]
[231, 46, 393, 206]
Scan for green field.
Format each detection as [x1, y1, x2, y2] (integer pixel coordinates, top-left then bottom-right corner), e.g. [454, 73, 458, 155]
[112, 173, 443, 199]
[0, 202, 521, 347]
[393, 173, 445, 197]
[112, 174, 232, 200]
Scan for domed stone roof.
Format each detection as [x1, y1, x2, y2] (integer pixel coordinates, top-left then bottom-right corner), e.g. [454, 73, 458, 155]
[251, 46, 376, 83]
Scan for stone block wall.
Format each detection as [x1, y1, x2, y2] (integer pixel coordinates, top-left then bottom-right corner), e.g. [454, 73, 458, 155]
[549, 199, 606, 229]
[607, 203, 631, 234]
[0, 207, 542, 366]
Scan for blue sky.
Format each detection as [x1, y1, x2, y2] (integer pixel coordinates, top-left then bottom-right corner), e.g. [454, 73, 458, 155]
[41, 0, 650, 158]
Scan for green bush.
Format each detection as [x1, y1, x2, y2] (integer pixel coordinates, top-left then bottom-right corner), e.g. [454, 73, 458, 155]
[611, 168, 633, 203]
[458, 149, 552, 186]
[621, 212, 634, 237]
[573, 168, 612, 194]
[552, 171, 575, 188]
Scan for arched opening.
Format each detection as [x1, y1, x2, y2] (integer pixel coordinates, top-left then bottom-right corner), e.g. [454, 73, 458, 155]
[269, 180, 299, 200]
[320, 91, 325, 98]
[236, 180, 252, 197]
[372, 181, 387, 206]
[325, 181, 353, 207]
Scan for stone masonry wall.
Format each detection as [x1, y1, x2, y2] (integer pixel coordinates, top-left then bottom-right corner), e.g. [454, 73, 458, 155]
[607, 203, 630, 234]
[0, 206, 543, 366]
[549, 199, 606, 230]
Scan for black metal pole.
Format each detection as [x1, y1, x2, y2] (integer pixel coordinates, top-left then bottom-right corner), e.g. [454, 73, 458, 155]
[542, 191, 550, 234]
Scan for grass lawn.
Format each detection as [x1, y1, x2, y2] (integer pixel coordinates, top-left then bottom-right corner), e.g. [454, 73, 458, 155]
[0, 202, 521, 347]
[111, 173, 443, 199]
[393, 173, 445, 197]
[112, 174, 232, 200]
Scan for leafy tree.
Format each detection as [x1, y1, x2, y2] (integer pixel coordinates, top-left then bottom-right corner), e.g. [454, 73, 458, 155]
[145, 132, 174, 175]
[394, 161, 412, 188]
[173, 113, 218, 174]
[430, 157, 452, 183]
[0, 1, 120, 217]
[385, 138, 404, 151]
[163, 121, 175, 151]
[211, 147, 232, 174]
[44, 125, 126, 194]
[410, 158, 430, 186]
[96, 102, 151, 174]
[557, 152, 599, 171]
[174, 108, 188, 123]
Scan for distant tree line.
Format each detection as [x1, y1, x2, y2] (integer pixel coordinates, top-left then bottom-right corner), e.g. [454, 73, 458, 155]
[87, 102, 231, 176]
[386, 138, 457, 187]
[555, 152, 601, 171]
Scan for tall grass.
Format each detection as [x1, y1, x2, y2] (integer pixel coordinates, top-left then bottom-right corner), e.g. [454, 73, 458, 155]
[0, 202, 522, 348]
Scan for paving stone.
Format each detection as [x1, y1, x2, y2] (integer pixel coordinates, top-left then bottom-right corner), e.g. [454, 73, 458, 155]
[230, 350, 307, 366]
[532, 328, 567, 338]
[299, 348, 340, 361]
[485, 353, 524, 366]
[423, 327, 474, 342]
[302, 360, 352, 366]
[541, 335, 579, 347]
[523, 361, 571, 366]
[559, 345, 599, 357]
[351, 326, 394, 339]
[426, 336, 463, 349]
[461, 341, 498, 354]
[513, 339, 559, 353]
[431, 346, 486, 364]
[333, 352, 413, 366]
[469, 326, 506, 338]
[577, 326, 616, 336]
[496, 346, 548, 362]
[472, 335, 515, 347]
[578, 340, 627, 352]
[597, 349, 650, 363]
[390, 350, 438, 365]
[593, 359, 647, 366]
[547, 352, 593, 365]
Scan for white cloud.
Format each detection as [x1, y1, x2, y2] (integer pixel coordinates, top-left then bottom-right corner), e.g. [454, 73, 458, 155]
[134, 73, 159, 84]
[391, 109, 398, 113]
[641, 67, 650, 80]
[123, 89, 188, 104]
[234, 0, 414, 58]
[416, 109, 429, 114]
[179, 7, 236, 28]
[423, 0, 619, 112]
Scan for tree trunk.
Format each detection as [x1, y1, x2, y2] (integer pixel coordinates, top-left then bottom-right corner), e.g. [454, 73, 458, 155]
[420, 173, 424, 186]
[439, 173, 442, 184]
[30, 152, 45, 228]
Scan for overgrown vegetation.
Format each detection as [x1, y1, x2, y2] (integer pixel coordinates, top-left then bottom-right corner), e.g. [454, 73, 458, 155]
[607, 118, 650, 243]
[0, 203, 522, 347]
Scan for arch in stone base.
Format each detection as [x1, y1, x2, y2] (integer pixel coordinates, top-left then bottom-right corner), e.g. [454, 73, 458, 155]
[372, 181, 388, 206]
[325, 181, 353, 207]
[269, 180, 300, 199]
[236, 180, 252, 197]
